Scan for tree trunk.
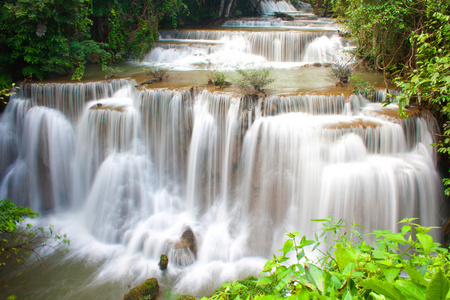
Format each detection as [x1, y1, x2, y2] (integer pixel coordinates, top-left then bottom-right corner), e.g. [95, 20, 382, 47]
[225, 0, 234, 18]
[218, 0, 226, 17]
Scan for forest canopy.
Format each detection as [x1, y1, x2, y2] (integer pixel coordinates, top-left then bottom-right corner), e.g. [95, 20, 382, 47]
[0, 0, 188, 87]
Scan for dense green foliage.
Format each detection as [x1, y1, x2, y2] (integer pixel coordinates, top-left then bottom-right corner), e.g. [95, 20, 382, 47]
[0, 199, 69, 299]
[338, 0, 449, 78]
[203, 217, 450, 299]
[0, 0, 97, 81]
[0, 0, 187, 84]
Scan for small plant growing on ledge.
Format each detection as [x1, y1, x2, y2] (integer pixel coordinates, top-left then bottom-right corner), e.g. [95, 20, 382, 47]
[208, 70, 229, 88]
[145, 64, 170, 81]
[234, 65, 274, 96]
[328, 59, 352, 86]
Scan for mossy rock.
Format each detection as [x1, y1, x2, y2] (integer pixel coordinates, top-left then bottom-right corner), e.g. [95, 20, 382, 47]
[159, 254, 169, 270]
[124, 278, 159, 300]
[178, 295, 197, 300]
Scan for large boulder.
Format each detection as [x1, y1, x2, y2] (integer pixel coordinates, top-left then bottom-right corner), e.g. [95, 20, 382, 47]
[170, 227, 198, 266]
[179, 227, 197, 258]
[124, 278, 159, 300]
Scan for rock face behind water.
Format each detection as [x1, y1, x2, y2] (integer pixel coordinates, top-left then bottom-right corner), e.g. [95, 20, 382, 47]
[124, 278, 159, 300]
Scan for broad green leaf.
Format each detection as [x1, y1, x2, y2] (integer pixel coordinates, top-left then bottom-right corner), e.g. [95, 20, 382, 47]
[305, 263, 326, 293]
[274, 275, 292, 293]
[404, 265, 429, 287]
[295, 288, 310, 300]
[335, 244, 358, 270]
[308, 291, 330, 300]
[358, 279, 406, 300]
[416, 233, 433, 256]
[281, 239, 293, 256]
[330, 275, 342, 288]
[382, 268, 400, 283]
[372, 250, 390, 259]
[350, 271, 364, 279]
[256, 276, 273, 286]
[425, 270, 450, 300]
[394, 280, 426, 300]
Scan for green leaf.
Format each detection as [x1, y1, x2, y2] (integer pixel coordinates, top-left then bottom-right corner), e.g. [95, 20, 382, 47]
[274, 275, 292, 293]
[335, 244, 358, 270]
[404, 265, 429, 287]
[425, 270, 450, 300]
[281, 239, 294, 256]
[382, 268, 400, 283]
[358, 279, 406, 300]
[416, 233, 433, 256]
[295, 288, 311, 300]
[344, 290, 353, 300]
[256, 276, 273, 286]
[394, 280, 426, 300]
[305, 263, 326, 293]
[370, 292, 387, 300]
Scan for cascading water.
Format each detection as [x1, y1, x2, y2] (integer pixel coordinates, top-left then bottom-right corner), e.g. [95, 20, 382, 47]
[255, 0, 298, 15]
[146, 8, 347, 70]
[0, 8, 445, 300]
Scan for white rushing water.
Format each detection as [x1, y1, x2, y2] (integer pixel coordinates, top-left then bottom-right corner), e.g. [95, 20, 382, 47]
[144, 4, 348, 71]
[0, 8, 445, 300]
[0, 81, 444, 298]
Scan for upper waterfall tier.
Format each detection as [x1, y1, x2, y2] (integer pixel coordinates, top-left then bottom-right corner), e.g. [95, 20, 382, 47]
[147, 29, 347, 69]
[255, 0, 299, 15]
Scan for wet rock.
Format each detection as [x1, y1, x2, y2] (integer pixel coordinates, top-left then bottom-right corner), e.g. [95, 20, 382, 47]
[124, 278, 159, 300]
[159, 254, 168, 270]
[273, 12, 295, 21]
[178, 227, 197, 259]
[170, 227, 198, 266]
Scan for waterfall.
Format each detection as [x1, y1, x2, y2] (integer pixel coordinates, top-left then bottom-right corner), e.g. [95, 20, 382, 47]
[148, 30, 344, 68]
[1, 103, 74, 211]
[20, 79, 130, 122]
[0, 7, 445, 299]
[257, 0, 298, 15]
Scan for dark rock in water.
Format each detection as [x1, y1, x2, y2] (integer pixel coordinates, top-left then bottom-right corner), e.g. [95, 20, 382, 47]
[159, 254, 169, 270]
[273, 12, 295, 21]
[169, 227, 198, 267]
[179, 227, 197, 259]
[124, 278, 159, 300]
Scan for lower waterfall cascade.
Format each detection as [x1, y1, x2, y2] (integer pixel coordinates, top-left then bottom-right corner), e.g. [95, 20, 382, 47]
[0, 3, 446, 299]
